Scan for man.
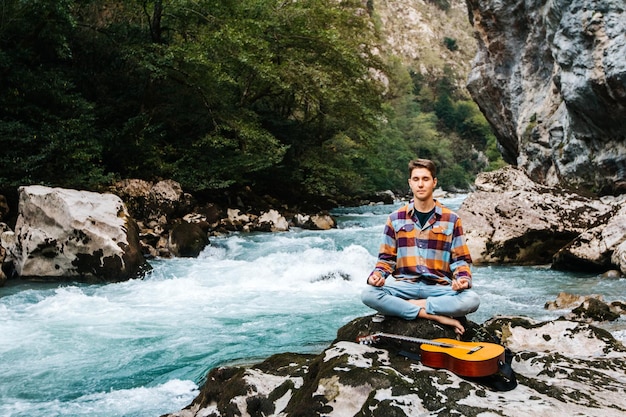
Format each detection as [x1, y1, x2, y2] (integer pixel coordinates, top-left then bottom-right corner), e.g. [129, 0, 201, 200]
[361, 158, 479, 335]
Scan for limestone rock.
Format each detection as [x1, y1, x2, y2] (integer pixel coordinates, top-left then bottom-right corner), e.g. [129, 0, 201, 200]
[545, 292, 623, 322]
[545, 292, 604, 311]
[110, 179, 194, 224]
[612, 240, 626, 275]
[168, 222, 209, 258]
[553, 201, 626, 271]
[0, 223, 9, 286]
[292, 213, 337, 230]
[458, 166, 614, 264]
[466, 0, 626, 195]
[164, 315, 626, 417]
[255, 209, 289, 232]
[4, 185, 148, 282]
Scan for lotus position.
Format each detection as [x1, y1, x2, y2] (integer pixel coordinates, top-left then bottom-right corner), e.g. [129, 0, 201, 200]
[361, 158, 479, 335]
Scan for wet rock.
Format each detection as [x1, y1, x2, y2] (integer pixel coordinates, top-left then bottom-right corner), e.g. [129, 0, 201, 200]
[602, 269, 623, 278]
[545, 292, 624, 323]
[292, 213, 336, 230]
[163, 314, 626, 417]
[168, 222, 209, 258]
[553, 201, 626, 272]
[254, 209, 289, 232]
[3, 185, 148, 282]
[570, 298, 620, 322]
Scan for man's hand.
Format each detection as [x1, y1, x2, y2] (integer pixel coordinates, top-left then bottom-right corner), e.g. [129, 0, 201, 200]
[451, 277, 470, 291]
[367, 271, 385, 287]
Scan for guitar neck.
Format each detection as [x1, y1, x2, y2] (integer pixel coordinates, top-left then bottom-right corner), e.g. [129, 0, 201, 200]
[374, 333, 455, 348]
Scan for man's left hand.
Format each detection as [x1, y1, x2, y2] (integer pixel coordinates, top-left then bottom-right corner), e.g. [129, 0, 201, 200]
[451, 277, 470, 291]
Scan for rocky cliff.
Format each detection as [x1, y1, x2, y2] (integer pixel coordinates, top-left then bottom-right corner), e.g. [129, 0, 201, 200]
[466, 0, 626, 195]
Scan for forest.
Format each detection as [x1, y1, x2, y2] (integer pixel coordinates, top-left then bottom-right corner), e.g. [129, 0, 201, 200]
[0, 0, 504, 207]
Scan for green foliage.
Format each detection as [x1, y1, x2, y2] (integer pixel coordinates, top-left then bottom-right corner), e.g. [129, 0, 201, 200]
[0, 0, 111, 189]
[443, 37, 458, 51]
[0, 0, 504, 202]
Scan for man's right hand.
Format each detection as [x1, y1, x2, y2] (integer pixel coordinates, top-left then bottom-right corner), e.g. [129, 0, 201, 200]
[367, 271, 385, 287]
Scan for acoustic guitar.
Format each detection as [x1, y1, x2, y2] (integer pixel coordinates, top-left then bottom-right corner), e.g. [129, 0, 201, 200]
[357, 332, 505, 378]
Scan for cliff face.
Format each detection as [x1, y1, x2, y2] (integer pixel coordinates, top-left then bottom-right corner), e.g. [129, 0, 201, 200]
[374, 0, 476, 87]
[466, 0, 626, 195]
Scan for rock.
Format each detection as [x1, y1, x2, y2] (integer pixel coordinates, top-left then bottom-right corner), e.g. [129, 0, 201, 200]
[3, 185, 149, 282]
[553, 202, 626, 271]
[545, 292, 604, 310]
[110, 179, 194, 224]
[458, 166, 614, 264]
[570, 298, 620, 322]
[545, 292, 624, 323]
[167, 222, 209, 258]
[255, 209, 289, 232]
[308, 214, 336, 230]
[602, 269, 623, 278]
[466, 0, 626, 195]
[611, 240, 626, 276]
[292, 213, 337, 230]
[0, 223, 9, 286]
[163, 315, 626, 417]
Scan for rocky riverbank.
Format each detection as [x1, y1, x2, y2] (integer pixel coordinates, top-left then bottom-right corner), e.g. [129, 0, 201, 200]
[1, 166, 626, 285]
[0, 180, 350, 285]
[161, 293, 626, 417]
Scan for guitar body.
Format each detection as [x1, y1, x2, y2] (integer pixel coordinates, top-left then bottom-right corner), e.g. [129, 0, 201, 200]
[419, 338, 505, 377]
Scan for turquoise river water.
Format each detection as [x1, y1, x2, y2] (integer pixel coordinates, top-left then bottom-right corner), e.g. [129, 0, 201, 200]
[1, 195, 624, 417]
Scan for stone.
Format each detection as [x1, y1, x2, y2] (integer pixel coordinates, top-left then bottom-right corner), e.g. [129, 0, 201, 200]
[110, 178, 193, 224]
[611, 239, 626, 276]
[545, 292, 604, 311]
[458, 166, 614, 264]
[167, 222, 209, 258]
[3, 185, 148, 282]
[255, 209, 289, 232]
[466, 0, 626, 195]
[163, 315, 626, 417]
[292, 213, 337, 230]
[553, 202, 626, 271]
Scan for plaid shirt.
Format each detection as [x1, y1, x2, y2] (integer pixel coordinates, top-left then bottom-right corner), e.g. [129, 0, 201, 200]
[372, 199, 472, 286]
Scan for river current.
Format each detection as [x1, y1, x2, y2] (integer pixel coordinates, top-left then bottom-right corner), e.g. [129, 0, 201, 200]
[1, 195, 624, 417]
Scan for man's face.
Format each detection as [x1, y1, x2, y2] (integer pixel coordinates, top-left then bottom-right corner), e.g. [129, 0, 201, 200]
[408, 167, 437, 202]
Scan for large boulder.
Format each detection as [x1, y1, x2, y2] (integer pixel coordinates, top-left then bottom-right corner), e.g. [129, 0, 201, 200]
[2, 185, 148, 282]
[457, 166, 615, 265]
[466, 0, 626, 195]
[163, 312, 626, 417]
[553, 200, 626, 271]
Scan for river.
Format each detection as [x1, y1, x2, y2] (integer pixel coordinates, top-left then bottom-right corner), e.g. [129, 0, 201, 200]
[1, 195, 624, 417]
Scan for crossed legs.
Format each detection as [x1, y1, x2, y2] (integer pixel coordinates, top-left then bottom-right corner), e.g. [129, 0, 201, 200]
[361, 280, 480, 335]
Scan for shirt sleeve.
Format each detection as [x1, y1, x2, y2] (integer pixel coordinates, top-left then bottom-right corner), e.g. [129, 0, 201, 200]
[371, 216, 397, 279]
[449, 217, 473, 285]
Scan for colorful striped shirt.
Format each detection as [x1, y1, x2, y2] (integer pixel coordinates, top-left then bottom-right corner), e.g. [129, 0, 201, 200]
[372, 199, 472, 286]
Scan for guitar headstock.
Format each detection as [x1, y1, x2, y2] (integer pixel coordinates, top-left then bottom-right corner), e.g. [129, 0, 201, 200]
[357, 333, 381, 345]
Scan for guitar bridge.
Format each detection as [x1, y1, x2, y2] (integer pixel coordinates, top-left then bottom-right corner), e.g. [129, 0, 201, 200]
[466, 345, 483, 354]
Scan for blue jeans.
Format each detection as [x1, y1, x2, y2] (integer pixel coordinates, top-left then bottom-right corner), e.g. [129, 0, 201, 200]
[361, 279, 480, 320]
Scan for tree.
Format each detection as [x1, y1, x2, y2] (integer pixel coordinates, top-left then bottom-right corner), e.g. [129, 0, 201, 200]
[0, 0, 110, 190]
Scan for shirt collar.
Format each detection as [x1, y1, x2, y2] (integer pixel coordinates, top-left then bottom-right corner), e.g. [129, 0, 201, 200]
[408, 199, 442, 217]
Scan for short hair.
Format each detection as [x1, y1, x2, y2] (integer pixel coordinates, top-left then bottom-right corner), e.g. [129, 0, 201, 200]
[408, 158, 437, 178]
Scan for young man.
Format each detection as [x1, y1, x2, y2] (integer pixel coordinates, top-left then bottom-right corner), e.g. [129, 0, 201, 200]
[361, 158, 479, 334]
